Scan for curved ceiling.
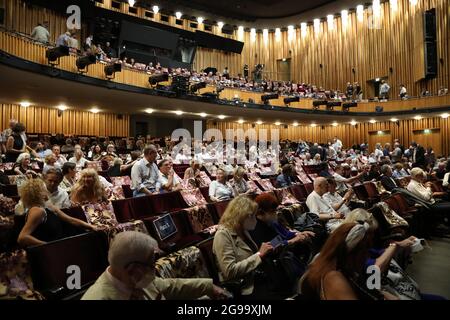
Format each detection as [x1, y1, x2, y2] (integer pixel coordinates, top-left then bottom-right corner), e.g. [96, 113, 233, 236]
[152, 0, 337, 21]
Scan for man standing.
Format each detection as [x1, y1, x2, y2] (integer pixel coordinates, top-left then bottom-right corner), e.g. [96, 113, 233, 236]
[410, 141, 426, 168]
[379, 80, 390, 100]
[131, 145, 162, 196]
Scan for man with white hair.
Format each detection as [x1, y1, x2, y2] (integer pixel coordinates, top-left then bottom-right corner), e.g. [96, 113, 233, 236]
[306, 177, 345, 226]
[82, 231, 229, 300]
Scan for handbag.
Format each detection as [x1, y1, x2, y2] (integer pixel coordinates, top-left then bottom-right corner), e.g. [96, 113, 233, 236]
[381, 259, 421, 300]
[293, 212, 323, 232]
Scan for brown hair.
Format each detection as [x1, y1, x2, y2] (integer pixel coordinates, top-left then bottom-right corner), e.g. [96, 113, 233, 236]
[254, 193, 279, 215]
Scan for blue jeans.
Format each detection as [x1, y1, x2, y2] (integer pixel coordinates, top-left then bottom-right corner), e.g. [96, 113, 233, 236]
[133, 189, 154, 197]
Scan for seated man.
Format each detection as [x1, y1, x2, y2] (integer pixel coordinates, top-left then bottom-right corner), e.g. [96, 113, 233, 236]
[380, 164, 399, 192]
[306, 177, 345, 232]
[158, 159, 182, 192]
[332, 165, 364, 195]
[322, 178, 353, 232]
[131, 145, 162, 196]
[82, 231, 229, 300]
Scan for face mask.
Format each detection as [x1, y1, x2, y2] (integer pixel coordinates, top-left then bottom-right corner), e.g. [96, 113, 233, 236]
[134, 270, 155, 289]
[243, 216, 257, 231]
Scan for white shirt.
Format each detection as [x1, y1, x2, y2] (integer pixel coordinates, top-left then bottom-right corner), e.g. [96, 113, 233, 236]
[130, 158, 161, 192]
[48, 187, 71, 209]
[54, 155, 67, 169]
[68, 157, 89, 170]
[374, 149, 384, 160]
[31, 25, 50, 43]
[443, 172, 450, 188]
[323, 192, 351, 216]
[209, 181, 233, 201]
[159, 172, 181, 190]
[406, 179, 435, 204]
[306, 191, 334, 216]
[332, 172, 348, 194]
[99, 175, 113, 189]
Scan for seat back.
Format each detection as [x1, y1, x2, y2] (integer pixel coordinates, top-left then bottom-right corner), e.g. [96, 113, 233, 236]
[289, 184, 307, 202]
[148, 191, 188, 214]
[208, 200, 231, 219]
[353, 184, 369, 201]
[196, 237, 220, 283]
[303, 183, 314, 195]
[111, 198, 134, 223]
[364, 182, 380, 198]
[128, 195, 154, 219]
[26, 232, 109, 299]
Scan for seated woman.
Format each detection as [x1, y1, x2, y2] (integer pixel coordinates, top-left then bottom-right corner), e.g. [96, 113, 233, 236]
[88, 144, 103, 161]
[104, 144, 118, 159]
[312, 154, 322, 165]
[392, 162, 409, 179]
[17, 178, 96, 247]
[276, 164, 295, 188]
[60, 162, 76, 193]
[158, 159, 182, 192]
[300, 222, 395, 300]
[70, 168, 108, 205]
[229, 166, 255, 196]
[42, 153, 57, 175]
[213, 195, 288, 300]
[209, 168, 234, 202]
[249, 193, 315, 248]
[107, 157, 135, 177]
[68, 149, 88, 171]
[184, 160, 201, 182]
[14, 152, 38, 178]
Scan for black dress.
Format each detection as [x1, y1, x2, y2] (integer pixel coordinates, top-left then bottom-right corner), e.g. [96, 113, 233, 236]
[5, 134, 23, 163]
[25, 207, 65, 243]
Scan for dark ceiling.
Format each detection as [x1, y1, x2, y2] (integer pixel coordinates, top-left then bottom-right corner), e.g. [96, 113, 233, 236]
[142, 0, 338, 21]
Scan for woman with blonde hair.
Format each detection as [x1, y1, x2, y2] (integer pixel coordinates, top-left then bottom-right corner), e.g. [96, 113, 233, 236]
[70, 168, 107, 205]
[42, 153, 57, 175]
[229, 166, 254, 195]
[213, 195, 289, 299]
[17, 178, 96, 247]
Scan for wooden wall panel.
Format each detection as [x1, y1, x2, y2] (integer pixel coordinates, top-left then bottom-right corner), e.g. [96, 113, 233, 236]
[0, 103, 130, 136]
[207, 116, 450, 157]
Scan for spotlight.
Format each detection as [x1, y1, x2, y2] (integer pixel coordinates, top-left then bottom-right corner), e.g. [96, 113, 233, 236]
[342, 102, 357, 111]
[261, 93, 279, 105]
[152, 5, 159, 14]
[149, 73, 169, 86]
[283, 96, 300, 106]
[46, 46, 70, 65]
[190, 81, 207, 93]
[104, 63, 122, 79]
[312, 100, 327, 110]
[76, 54, 96, 72]
[175, 12, 182, 19]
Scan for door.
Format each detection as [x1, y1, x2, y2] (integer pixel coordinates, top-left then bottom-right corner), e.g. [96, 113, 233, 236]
[368, 131, 392, 153]
[276, 58, 291, 81]
[412, 129, 441, 156]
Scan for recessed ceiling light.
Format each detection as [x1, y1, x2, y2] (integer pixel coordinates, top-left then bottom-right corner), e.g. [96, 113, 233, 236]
[256, 120, 263, 125]
[90, 107, 100, 113]
[292, 122, 299, 127]
[57, 104, 68, 111]
[413, 115, 422, 120]
[237, 119, 244, 124]
[175, 12, 182, 19]
[217, 21, 224, 28]
[145, 108, 154, 114]
[218, 115, 226, 119]
[390, 118, 398, 122]
[197, 17, 204, 24]
[199, 112, 207, 118]
[332, 122, 338, 127]
[311, 123, 317, 127]
[152, 5, 159, 14]
[441, 113, 449, 119]
[20, 101, 31, 107]
[350, 120, 357, 126]
[369, 119, 376, 123]
[174, 110, 184, 115]
[275, 122, 281, 126]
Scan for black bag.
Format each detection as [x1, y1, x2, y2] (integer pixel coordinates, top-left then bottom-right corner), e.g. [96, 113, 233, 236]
[294, 212, 324, 233]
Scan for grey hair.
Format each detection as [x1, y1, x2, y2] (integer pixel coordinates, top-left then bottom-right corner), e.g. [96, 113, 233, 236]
[380, 164, 391, 175]
[108, 231, 158, 269]
[410, 167, 425, 179]
[16, 152, 30, 164]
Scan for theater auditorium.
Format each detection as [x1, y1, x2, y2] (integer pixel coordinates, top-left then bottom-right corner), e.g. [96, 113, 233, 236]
[0, 0, 449, 301]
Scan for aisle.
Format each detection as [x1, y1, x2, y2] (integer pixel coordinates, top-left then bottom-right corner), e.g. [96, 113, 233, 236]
[407, 237, 450, 299]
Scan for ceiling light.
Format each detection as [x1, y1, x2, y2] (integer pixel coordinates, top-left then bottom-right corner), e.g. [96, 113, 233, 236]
[275, 28, 281, 39]
[314, 19, 320, 33]
[413, 115, 422, 120]
[301, 22, 307, 37]
[390, 118, 398, 122]
[256, 120, 263, 125]
[293, 122, 299, 127]
[377, 130, 383, 135]
[175, 12, 182, 19]
[152, 5, 159, 14]
[20, 101, 31, 107]
[369, 119, 376, 123]
[218, 115, 226, 119]
[341, 10, 349, 28]
[128, 0, 135, 7]
[275, 122, 281, 126]
[332, 122, 338, 127]
[357, 5, 364, 22]
[410, 0, 418, 6]
[57, 104, 68, 111]
[217, 21, 224, 29]
[327, 15, 334, 30]
[90, 107, 100, 113]
[350, 120, 357, 126]
[174, 110, 184, 115]
[237, 119, 244, 124]
[441, 113, 449, 119]
[197, 17, 204, 24]
[311, 123, 317, 127]
[390, 0, 398, 12]
[199, 112, 207, 118]
[145, 108, 154, 114]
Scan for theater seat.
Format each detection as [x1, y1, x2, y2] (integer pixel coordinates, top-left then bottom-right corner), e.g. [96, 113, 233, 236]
[111, 198, 134, 223]
[208, 200, 230, 219]
[26, 232, 109, 300]
[303, 183, 314, 195]
[290, 184, 307, 202]
[128, 195, 153, 219]
[148, 191, 188, 214]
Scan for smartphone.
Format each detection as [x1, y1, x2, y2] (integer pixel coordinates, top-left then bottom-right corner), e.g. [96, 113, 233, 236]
[270, 235, 285, 249]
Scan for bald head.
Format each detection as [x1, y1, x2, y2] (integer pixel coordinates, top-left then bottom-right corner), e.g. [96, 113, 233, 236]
[314, 177, 329, 196]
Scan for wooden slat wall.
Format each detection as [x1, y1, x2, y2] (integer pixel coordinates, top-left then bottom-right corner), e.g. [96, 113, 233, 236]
[207, 116, 450, 156]
[1, 104, 130, 136]
[4, 0, 449, 98]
